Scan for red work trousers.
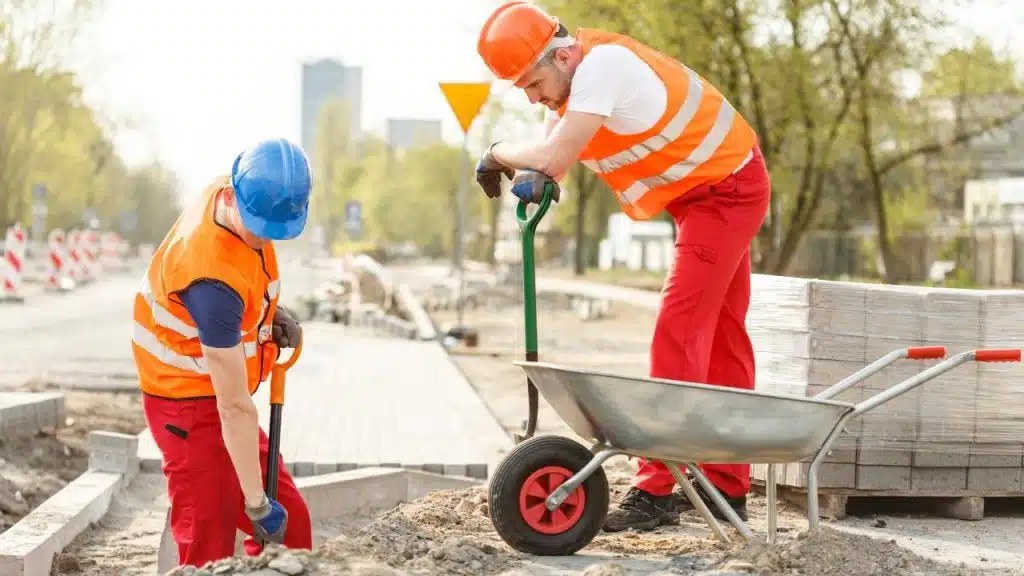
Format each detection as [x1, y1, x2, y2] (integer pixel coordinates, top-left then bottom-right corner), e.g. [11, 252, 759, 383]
[143, 393, 313, 567]
[634, 146, 771, 499]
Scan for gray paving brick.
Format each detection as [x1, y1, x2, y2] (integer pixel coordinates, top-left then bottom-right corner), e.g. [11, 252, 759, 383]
[912, 445, 970, 468]
[247, 328, 511, 476]
[910, 467, 967, 491]
[968, 443, 1023, 468]
[856, 465, 911, 490]
[967, 467, 1022, 491]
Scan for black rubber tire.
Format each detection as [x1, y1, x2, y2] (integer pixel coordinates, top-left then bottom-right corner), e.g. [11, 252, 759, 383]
[489, 435, 609, 556]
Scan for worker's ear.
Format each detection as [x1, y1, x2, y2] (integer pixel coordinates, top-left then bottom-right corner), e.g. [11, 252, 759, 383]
[221, 185, 236, 207]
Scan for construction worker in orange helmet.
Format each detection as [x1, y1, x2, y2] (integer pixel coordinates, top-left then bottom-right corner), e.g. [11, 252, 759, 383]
[476, 1, 771, 533]
[133, 138, 314, 566]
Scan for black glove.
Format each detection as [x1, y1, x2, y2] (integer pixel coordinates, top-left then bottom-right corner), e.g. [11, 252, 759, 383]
[272, 305, 302, 349]
[475, 142, 514, 199]
[511, 169, 561, 203]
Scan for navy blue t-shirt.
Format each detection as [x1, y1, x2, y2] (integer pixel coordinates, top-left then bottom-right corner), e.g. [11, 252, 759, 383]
[178, 280, 244, 348]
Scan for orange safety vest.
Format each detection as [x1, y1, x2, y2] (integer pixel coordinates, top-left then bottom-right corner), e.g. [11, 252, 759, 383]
[559, 28, 759, 220]
[132, 176, 280, 399]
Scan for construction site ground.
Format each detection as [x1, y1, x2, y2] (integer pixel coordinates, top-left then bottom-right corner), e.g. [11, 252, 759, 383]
[0, 264, 1021, 575]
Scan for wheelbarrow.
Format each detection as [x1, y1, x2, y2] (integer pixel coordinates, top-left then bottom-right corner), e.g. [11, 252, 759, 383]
[486, 179, 1024, 556]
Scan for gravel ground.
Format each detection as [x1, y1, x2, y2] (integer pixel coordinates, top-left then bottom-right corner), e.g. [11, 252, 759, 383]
[107, 477, 987, 576]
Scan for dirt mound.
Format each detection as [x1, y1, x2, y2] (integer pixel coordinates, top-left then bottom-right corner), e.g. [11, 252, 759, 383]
[728, 527, 981, 576]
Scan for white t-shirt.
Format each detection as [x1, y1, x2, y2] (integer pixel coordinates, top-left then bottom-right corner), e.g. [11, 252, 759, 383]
[546, 44, 668, 135]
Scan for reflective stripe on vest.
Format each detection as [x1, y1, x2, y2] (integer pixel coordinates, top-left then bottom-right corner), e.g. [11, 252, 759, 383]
[567, 29, 758, 219]
[133, 275, 260, 374]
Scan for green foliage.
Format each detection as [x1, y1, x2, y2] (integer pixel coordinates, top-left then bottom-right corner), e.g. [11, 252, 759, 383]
[0, 0, 182, 245]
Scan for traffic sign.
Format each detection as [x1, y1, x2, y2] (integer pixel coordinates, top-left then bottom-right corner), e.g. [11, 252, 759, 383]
[32, 183, 47, 200]
[439, 82, 491, 134]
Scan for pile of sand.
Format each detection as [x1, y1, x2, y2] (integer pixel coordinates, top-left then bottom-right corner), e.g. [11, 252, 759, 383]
[169, 486, 986, 576]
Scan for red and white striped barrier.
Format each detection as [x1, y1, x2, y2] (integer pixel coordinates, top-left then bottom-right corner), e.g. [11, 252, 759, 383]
[2, 224, 27, 301]
[46, 228, 74, 291]
[100, 231, 127, 272]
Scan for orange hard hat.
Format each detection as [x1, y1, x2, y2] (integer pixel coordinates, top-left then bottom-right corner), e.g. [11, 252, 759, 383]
[477, 1, 559, 82]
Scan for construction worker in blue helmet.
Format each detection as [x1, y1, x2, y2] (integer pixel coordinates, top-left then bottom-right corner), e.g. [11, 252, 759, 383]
[131, 137, 314, 566]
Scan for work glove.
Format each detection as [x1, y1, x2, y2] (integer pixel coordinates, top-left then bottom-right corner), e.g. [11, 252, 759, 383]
[511, 169, 561, 204]
[475, 142, 515, 199]
[272, 305, 302, 349]
[246, 494, 288, 544]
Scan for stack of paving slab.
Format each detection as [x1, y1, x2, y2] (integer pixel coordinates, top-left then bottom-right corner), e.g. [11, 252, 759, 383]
[748, 274, 1024, 494]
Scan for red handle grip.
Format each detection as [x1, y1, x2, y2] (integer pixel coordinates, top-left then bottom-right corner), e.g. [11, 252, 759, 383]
[975, 349, 1022, 362]
[906, 346, 946, 360]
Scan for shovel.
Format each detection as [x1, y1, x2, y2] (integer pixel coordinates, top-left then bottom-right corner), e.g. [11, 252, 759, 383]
[258, 332, 303, 550]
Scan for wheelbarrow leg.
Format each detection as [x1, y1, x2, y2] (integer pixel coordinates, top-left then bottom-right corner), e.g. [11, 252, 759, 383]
[766, 463, 777, 544]
[681, 463, 755, 542]
[666, 464, 728, 544]
[545, 448, 623, 510]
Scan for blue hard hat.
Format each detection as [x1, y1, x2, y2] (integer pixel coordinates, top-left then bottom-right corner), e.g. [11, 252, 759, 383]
[230, 138, 312, 240]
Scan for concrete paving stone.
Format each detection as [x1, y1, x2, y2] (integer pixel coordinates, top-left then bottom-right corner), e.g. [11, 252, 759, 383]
[910, 467, 968, 491]
[967, 467, 1023, 491]
[912, 445, 971, 468]
[968, 443, 1023, 468]
[0, 471, 122, 576]
[130, 325, 511, 478]
[856, 465, 911, 490]
[781, 462, 855, 489]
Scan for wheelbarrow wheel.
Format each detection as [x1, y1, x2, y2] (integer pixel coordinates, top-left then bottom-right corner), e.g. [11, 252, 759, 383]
[489, 435, 609, 556]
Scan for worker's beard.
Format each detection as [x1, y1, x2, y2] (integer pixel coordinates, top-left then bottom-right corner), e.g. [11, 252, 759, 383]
[551, 68, 573, 110]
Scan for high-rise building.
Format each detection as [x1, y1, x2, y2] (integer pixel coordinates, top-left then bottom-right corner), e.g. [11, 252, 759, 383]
[299, 58, 362, 154]
[384, 118, 443, 151]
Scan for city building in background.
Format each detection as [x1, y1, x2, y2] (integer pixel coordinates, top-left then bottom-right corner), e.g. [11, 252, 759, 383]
[300, 58, 362, 153]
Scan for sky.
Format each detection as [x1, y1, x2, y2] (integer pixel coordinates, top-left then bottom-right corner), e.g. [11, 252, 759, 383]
[68, 0, 1023, 199]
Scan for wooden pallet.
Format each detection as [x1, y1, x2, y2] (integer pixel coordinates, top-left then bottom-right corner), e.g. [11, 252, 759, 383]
[751, 479, 1024, 521]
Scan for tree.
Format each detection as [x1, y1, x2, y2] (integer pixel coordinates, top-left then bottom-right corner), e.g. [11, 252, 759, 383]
[536, 0, 1024, 281]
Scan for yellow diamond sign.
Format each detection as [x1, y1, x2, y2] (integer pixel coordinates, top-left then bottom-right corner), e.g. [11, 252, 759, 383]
[439, 82, 491, 134]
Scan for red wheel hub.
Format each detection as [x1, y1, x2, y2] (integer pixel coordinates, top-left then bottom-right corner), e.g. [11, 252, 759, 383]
[518, 465, 586, 534]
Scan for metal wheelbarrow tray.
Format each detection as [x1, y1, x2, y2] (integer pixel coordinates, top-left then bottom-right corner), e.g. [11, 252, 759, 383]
[487, 345, 1023, 556]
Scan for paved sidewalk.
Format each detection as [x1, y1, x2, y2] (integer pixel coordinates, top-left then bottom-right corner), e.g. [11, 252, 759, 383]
[138, 324, 512, 479]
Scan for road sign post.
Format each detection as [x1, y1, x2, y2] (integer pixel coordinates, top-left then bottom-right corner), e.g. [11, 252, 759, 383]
[31, 184, 47, 247]
[344, 200, 362, 242]
[439, 82, 491, 334]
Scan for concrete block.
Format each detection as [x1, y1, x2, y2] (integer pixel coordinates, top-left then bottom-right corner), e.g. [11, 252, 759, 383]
[912, 445, 970, 468]
[444, 464, 469, 478]
[857, 440, 911, 467]
[87, 431, 140, 477]
[466, 464, 489, 480]
[968, 444, 1023, 468]
[405, 469, 482, 500]
[782, 462, 855, 489]
[0, 471, 122, 576]
[910, 467, 967, 491]
[293, 461, 314, 477]
[936, 496, 984, 520]
[967, 467, 1023, 491]
[295, 468, 408, 521]
[856, 465, 911, 490]
[422, 463, 445, 475]
[313, 462, 339, 475]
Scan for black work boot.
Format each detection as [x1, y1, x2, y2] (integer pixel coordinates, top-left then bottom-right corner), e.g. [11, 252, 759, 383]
[672, 483, 748, 522]
[602, 487, 680, 533]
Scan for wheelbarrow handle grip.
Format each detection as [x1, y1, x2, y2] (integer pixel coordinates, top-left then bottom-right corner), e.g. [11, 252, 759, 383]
[906, 346, 946, 360]
[975, 348, 1022, 363]
[270, 335, 303, 406]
